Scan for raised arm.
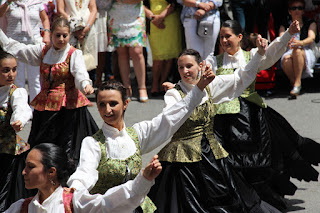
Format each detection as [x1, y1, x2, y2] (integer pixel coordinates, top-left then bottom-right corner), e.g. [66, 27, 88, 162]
[0, 29, 43, 66]
[136, 68, 215, 154]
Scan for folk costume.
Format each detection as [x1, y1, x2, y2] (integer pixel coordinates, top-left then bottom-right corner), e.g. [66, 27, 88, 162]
[207, 31, 320, 210]
[149, 30, 295, 213]
[0, 84, 32, 211]
[4, 173, 155, 213]
[67, 85, 207, 212]
[0, 30, 99, 165]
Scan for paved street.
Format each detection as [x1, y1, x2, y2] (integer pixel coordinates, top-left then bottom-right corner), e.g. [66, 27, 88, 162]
[19, 72, 320, 212]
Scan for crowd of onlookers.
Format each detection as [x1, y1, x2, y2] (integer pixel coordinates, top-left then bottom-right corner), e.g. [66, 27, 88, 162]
[1, 0, 320, 101]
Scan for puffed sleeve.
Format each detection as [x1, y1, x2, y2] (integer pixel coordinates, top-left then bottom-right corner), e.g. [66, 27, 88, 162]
[0, 29, 43, 66]
[134, 85, 205, 154]
[207, 52, 263, 104]
[253, 29, 293, 71]
[69, 49, 92, 92]
[3, 199, 24, 213]
[73, 172, 154, 213]
[67, 136, 100, 191]
[10, 88, 32, 127]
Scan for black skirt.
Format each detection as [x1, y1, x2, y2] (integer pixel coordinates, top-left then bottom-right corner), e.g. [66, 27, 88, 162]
[148, 134, 280, 213]
[28, 106, 99, 164]
[0, 152, 36, 212]
[213, 97, 320, 210]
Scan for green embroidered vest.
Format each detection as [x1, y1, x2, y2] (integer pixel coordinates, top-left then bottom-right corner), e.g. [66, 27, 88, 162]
[158, 85, 229, 163]
[215, 51, 267, 115]
[0, 85, 29, 155]
[90, 127, 156, 212]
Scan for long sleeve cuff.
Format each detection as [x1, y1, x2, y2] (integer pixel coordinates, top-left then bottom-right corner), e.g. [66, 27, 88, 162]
[279, 30, 293, 45]
[132, 172, 154, 196]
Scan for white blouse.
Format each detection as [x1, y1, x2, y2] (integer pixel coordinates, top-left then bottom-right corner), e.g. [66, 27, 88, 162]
[67, 86, 205, 190]
[206, 30, 292, 73]
[164, 30, 293, 110]
[0, 85, 32, 127]
[4, 172, 153, 213]
[0, 29, 92, 91]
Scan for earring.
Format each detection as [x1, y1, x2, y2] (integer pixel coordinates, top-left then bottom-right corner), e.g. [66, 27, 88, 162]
[50, 179, 56, 186]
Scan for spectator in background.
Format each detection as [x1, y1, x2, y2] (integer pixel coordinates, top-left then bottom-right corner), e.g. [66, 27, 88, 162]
[0, 0, 50, 104]
[107, 0, 149, 102]
[57, 0, 98, 73]
[280, 0, 319, 98]
[144, 0, 182, 96]
[178, 0, 222, 59]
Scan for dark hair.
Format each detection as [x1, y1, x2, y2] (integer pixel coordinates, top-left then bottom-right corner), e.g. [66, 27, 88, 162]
[0, 51, 16, 64]
[51, 16, 70, 33]
[96, 80, 127, 103]
[33, 143, 75, 187]
[178, 49, 202, 65]
[288, 0, 305, 7]
[221, 20, 243, 36]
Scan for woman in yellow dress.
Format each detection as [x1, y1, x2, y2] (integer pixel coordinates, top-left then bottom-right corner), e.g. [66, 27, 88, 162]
[144, 0, 182, 96]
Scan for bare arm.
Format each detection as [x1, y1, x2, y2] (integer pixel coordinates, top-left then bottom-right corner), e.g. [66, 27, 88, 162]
[56, 0, 69, 20]
[40, 10, 51, 45]
[0, 0, 11, 17]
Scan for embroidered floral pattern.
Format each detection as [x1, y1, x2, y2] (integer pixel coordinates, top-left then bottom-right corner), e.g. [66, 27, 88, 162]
[91, 127, 156, 212]
[0, 85, 30, 155]
[31, 45, 89, 111]
[158, 85, 229, 163]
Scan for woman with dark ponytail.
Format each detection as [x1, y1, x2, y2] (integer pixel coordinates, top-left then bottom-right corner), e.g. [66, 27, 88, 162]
[4, 143, 162, 212]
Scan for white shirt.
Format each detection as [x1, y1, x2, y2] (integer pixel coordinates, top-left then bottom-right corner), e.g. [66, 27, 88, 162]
[165, 30, 293, 110]
[67, 86, 205, 191]
[206, 30, 293, 73]
[0, 29, 92, 91]
[5, 1, 45, 44]
[0, 85, 32, 126]
[4, 172, 153, 213]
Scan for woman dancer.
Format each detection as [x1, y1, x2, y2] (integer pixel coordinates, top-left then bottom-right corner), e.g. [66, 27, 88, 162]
[0, 17, 98, 165]
[0, 51, 33, 211]
[4, 143, 162, 212]
[209, 20, 320, 210]
[67, 71, 215, 212]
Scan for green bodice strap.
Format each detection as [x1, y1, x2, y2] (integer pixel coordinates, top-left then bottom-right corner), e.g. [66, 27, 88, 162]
[158, 85, 229, 163]
[215, 51, 267, 115]
[90, 127, 156, 212]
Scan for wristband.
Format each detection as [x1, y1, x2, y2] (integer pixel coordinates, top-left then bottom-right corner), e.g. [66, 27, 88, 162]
[195, 0, 200, 7]
[86, 24, 91, 29]
[43, 29, 50, 33]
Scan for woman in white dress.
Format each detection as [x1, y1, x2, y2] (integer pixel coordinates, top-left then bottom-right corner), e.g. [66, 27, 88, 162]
[57, 0, 98, 72]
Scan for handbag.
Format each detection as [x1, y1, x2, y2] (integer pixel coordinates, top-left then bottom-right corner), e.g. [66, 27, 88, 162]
[197, 19, 214, 38]
[77, 42, 97, 71]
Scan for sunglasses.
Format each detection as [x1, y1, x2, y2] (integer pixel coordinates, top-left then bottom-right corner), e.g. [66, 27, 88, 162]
[289, 6, 304, 10]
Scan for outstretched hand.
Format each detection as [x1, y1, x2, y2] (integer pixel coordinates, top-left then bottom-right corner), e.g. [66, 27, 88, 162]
[142, 155, 162, 181]
[256, 35, 268, 56]
[84, 84, 94, 95]
[162, 82, 175, 91]
[11, 120, 23, 132]
[288, 20, 300, 35]
[197, 60, 215, 91]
